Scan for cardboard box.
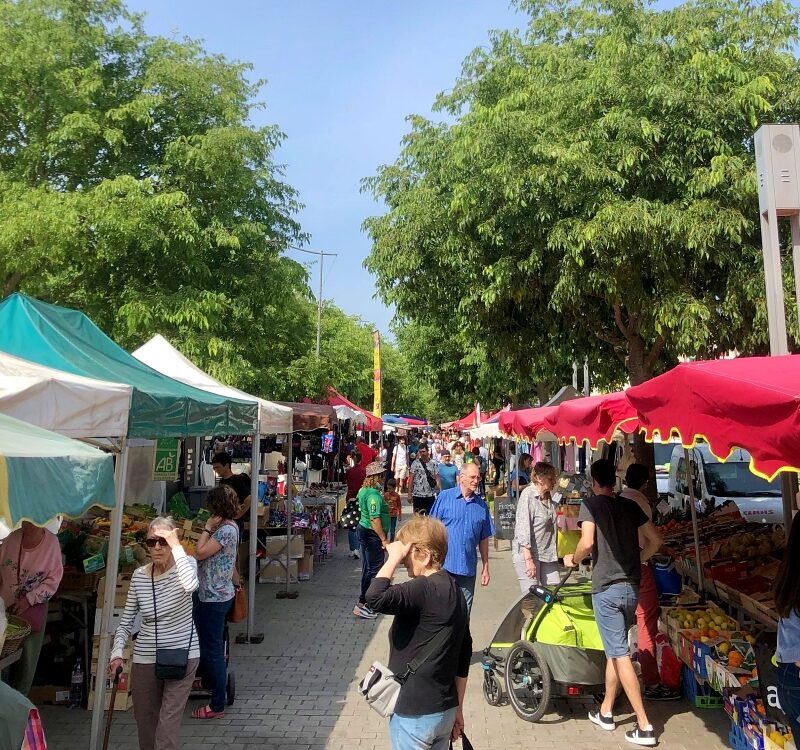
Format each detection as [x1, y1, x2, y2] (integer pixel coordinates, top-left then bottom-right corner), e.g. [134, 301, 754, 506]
[298, 553, 313, 581]
[93, 607, 141, 636]
[263, 534, 304, 559]
[96, 575, 132, 608]
[87, 690, 133, 711]
[27, 685, 71, 705]
[258, 559, 298, 584]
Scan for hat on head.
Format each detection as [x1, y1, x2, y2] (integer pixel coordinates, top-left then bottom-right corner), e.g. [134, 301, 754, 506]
[365, 461, 385, 477]
[441, 449, 451, 457]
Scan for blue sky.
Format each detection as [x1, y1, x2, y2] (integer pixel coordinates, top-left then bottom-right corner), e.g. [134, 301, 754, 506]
[125, 1, 525, 337]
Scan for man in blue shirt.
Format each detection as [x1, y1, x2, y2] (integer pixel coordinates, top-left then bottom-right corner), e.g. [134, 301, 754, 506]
[436, 449, 459, 491]
[430, 461, 495, 613]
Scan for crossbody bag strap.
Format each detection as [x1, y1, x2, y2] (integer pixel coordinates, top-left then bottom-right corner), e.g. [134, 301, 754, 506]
[398, 625, 454, 683]
[151, 567, 159, 651]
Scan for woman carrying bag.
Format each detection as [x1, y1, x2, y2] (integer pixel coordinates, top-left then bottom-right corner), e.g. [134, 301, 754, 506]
[192, 485, 239, 719]
[366, 516, 472, 750]
[108, 516, 199, 750]
[0, 521, 63, 695]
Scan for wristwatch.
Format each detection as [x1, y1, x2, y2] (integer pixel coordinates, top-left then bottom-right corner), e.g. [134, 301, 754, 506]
[203, 528, 213, 535]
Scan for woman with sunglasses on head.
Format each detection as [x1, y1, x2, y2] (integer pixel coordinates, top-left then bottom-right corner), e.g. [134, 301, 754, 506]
[108, 516, 199, 750]
[191, 484, 240, 719]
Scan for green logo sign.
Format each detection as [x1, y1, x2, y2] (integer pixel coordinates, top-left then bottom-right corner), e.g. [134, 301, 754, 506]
[153, 439, 180, 481]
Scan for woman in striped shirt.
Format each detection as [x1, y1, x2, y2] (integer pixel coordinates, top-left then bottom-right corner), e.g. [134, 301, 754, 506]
[108, 516, 199, 750]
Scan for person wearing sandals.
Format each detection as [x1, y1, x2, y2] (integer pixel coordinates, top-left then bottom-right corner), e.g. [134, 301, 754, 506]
[108, 516, 199, 750]
[366, 515, 472, 750]
[192, 485, 240, 719]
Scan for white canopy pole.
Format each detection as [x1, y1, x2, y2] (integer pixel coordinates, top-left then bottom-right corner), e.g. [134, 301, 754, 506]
[89, 439, 129, 750]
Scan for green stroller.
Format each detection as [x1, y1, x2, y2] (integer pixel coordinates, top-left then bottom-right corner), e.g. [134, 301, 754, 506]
[481, 569, 607, 722]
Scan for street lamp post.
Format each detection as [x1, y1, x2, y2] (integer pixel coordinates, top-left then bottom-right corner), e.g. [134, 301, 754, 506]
[266, 238, 338, 358]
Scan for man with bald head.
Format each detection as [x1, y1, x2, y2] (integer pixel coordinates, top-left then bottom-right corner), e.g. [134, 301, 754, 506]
[430, 461, 495, 613]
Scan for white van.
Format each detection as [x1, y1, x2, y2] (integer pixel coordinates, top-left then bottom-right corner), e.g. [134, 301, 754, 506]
[668, 444, 782, 524]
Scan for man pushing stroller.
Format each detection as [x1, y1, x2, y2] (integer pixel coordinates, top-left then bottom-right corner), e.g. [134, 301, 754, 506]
[565, 459, 663, 746]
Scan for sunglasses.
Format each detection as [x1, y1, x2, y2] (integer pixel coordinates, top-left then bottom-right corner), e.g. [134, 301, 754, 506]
[145, 538, 169, 548]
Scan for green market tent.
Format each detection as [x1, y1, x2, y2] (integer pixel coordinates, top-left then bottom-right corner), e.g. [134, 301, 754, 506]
[0, 294, 257, 438]
[0, 411, 115, 528]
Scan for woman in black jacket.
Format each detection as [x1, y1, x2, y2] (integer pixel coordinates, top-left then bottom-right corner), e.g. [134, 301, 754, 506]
[366, 516, 472, 750]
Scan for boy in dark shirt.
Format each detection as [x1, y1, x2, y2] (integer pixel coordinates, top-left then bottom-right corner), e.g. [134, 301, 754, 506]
[565, 459, 662, 747]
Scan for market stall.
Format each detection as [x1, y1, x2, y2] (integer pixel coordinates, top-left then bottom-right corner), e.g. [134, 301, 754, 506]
[0, 293, 258, 750]
[325, 387, 382, 432]
[133, 333, 294, 639]
[0, 412, 115, 678]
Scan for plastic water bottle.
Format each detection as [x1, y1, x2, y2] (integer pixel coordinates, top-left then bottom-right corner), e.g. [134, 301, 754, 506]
[69, 657, 83, 707]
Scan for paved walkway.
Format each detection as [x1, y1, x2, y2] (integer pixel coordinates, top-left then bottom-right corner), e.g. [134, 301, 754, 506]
[40, 531, 732, 750]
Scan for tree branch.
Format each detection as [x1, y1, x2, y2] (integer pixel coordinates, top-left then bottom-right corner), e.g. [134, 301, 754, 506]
[643, 334, 666, 374]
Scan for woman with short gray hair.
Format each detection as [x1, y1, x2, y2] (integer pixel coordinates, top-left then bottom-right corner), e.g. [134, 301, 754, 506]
[108, 516, 199, 750]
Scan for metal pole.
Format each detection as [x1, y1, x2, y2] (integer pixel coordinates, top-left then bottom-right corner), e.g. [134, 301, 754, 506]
[240, 421, 263, 644]
[583, 358, 590, 396]
[684, 448, 705, 595]
[89, 439, 128, 750]
[316, 254, 323, 358]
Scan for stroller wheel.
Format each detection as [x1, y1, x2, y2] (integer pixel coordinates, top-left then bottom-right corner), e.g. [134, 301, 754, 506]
[482, 671, 503, 706]
[504, 640, 551, 722]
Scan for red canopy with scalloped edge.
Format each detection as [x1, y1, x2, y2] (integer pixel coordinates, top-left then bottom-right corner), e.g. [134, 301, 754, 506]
[625, 354, 800, 480]
[542, 392, 639, 448]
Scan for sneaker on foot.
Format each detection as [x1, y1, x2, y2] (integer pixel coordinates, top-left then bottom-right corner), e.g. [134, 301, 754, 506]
[644, 684, 681, 701]
[352, 550, 360, 559]
[588, 709, 616, 731]
[352, 604, 377, 619]
[625, 724, 656, 746]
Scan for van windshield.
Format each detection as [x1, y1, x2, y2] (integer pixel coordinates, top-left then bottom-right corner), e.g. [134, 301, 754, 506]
[704, 463, 781, 497]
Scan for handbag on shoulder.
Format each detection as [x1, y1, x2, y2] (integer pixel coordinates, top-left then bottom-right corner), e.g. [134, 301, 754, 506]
[227, 585, 247, 623]
[151, 569, 192, 680]
[358, 625, 452, 717]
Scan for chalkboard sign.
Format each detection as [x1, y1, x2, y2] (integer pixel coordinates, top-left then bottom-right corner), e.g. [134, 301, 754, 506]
[494, 495, 517, 541]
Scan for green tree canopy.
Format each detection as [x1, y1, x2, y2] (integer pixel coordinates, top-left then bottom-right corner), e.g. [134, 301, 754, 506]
[0, 0, 312, 397]
[364, 0, 800, 421]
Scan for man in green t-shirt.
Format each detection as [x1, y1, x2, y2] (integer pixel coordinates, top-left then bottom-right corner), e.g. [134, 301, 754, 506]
[354, 461, 390, 619]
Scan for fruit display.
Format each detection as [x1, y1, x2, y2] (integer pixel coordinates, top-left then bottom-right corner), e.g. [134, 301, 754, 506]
[718, 529, 785, 560]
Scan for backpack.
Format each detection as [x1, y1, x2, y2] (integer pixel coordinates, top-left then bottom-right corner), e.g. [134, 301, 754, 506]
[340, 500, 361, 530]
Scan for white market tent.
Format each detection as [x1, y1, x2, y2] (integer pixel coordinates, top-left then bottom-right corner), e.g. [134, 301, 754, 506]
[0, 351, 132, 438]
[133, 335, 292, 434]
[332, 404, 367, 425]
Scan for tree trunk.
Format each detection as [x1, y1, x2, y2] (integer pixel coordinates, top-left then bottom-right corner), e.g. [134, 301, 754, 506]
[536, 381, 550, 407]
[627, 333, 657, 503]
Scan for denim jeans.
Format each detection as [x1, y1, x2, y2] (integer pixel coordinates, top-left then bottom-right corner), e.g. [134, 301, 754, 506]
[777, 662, 800, 740]
[193, 594, 233, 712]
[389, 516, 398, 542]
[389, 707, 457, 750]
[348, 528, 359, 552]
[451, 573, 476, 614]
[593, 581, 639, 658]
[358, 526, 385, 605]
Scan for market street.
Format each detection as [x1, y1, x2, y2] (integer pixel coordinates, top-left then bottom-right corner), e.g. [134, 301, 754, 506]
[39, 530, 731, 750]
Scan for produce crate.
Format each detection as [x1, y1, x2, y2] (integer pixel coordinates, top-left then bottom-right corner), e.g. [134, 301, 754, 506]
[679, 630, 696, 667]
[96, 574, 132, 609]
[59, 568, 100, 592]
[682, 665, 724, 709]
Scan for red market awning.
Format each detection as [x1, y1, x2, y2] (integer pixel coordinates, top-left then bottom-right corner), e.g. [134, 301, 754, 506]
[626, 355, 800, 480]
[498, 406, 559, 440]
[451, 409, 479, 431]
[324, 387, 383, 431]
[543, 391, 638, 448]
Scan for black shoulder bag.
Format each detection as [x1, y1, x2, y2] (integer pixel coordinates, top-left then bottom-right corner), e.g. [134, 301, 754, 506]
[421, 461, 437, 491]
[151, 567, 193, 680]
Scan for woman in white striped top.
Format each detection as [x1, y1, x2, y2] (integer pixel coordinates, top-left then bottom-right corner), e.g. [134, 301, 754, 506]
[108, 516, 199, 750]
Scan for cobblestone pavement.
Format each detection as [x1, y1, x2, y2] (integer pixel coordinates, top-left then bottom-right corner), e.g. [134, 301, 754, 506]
[40, 531, 732, 750]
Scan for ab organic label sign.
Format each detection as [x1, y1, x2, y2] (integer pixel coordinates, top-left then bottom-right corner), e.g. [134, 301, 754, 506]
[153, 438, 180, 481]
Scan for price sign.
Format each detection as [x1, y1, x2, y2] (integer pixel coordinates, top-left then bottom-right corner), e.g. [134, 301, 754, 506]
[494, 495, 518, 541]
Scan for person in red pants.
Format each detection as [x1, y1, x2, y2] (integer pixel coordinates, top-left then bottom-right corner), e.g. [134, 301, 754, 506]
[621, 464, 681, 701]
